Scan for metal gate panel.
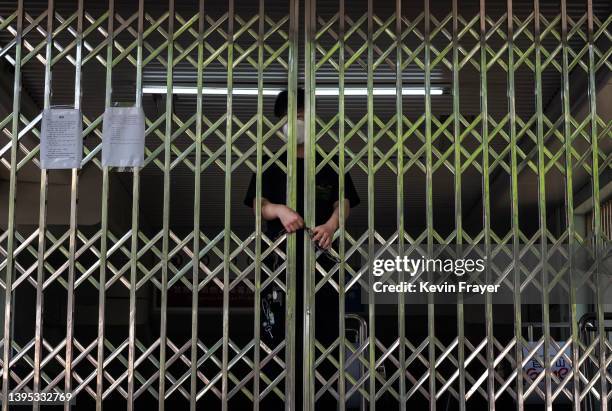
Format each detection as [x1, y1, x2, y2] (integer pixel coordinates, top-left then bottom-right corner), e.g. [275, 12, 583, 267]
[0, 0, 610, 410]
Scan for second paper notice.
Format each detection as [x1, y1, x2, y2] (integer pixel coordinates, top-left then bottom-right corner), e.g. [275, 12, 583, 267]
[102, 106, 145, 167]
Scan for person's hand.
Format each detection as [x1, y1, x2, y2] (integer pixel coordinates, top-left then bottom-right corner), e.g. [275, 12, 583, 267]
[276, 205, 304, 233]
[311, 222, 336, 249]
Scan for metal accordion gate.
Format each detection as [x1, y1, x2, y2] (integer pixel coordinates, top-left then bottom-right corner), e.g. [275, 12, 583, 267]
[0, 0, 610, 410]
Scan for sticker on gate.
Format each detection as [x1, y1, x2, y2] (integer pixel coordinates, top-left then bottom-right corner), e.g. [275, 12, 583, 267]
[522, 341, 572, 403]
[523, 341, 571, 379]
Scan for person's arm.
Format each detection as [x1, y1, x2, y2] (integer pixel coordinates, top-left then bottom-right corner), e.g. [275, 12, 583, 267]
[254, 197, 304, 233]
[311, 199, 350, 249]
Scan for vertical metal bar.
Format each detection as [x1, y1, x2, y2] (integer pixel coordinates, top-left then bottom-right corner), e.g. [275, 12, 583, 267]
[252, 0, 264, 408]
[127, 1, 144, 409]
[304, 0, 316, 408]
[533, 1, 552, 409]
[506, 1, 524, 410]
[559, 1, 580, 409]
[33, 1, 54, 408]
[478, 1, 494, 409]
[158, 0, 175, 408]
[451, 0, 465, 409]
[586, 0, 608, 408]
[395, 1, 406, 410]
[423, 1, 436, 409]
[221, 0, 233, 408]
[286, 0, 298, 408]
[189, 1, 204, 410]
[1, 1, 23, 407]
[367, 0, 376, 408]
[66, 2, 84, 409]
[338, 0, 347, 409]
[97, 1, 114, 408]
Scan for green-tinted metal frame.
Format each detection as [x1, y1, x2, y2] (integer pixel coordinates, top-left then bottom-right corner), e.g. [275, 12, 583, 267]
[0, 0, 609, 410]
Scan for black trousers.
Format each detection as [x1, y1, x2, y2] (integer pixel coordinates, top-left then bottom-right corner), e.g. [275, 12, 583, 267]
[263, 237, 339, 410]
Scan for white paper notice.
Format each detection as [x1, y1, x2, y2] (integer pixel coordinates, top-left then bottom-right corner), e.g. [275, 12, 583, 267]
[102, 106, 145, 167]
[40, 108, 82, 169]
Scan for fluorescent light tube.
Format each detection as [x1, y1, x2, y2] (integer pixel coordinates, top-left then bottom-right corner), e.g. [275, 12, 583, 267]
[141, 86, 283, 96]
[317, 87, 443, 96]
[142, 85, 444, 96]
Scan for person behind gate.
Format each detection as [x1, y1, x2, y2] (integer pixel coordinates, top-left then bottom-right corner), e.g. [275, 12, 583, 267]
[243, 88, 360, 409]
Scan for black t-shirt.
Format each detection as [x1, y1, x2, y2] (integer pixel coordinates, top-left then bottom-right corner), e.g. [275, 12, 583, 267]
[244, 152, 360, 237]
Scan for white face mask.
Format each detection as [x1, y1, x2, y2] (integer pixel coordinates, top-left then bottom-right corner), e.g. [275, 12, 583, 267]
[282, 119, 305, 144]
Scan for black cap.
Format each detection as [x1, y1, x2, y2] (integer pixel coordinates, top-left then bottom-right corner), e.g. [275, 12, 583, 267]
[274, 88, 305, 118]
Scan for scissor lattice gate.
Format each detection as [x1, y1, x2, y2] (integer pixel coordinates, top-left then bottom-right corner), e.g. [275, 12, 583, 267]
[0, 0, 610, 410]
